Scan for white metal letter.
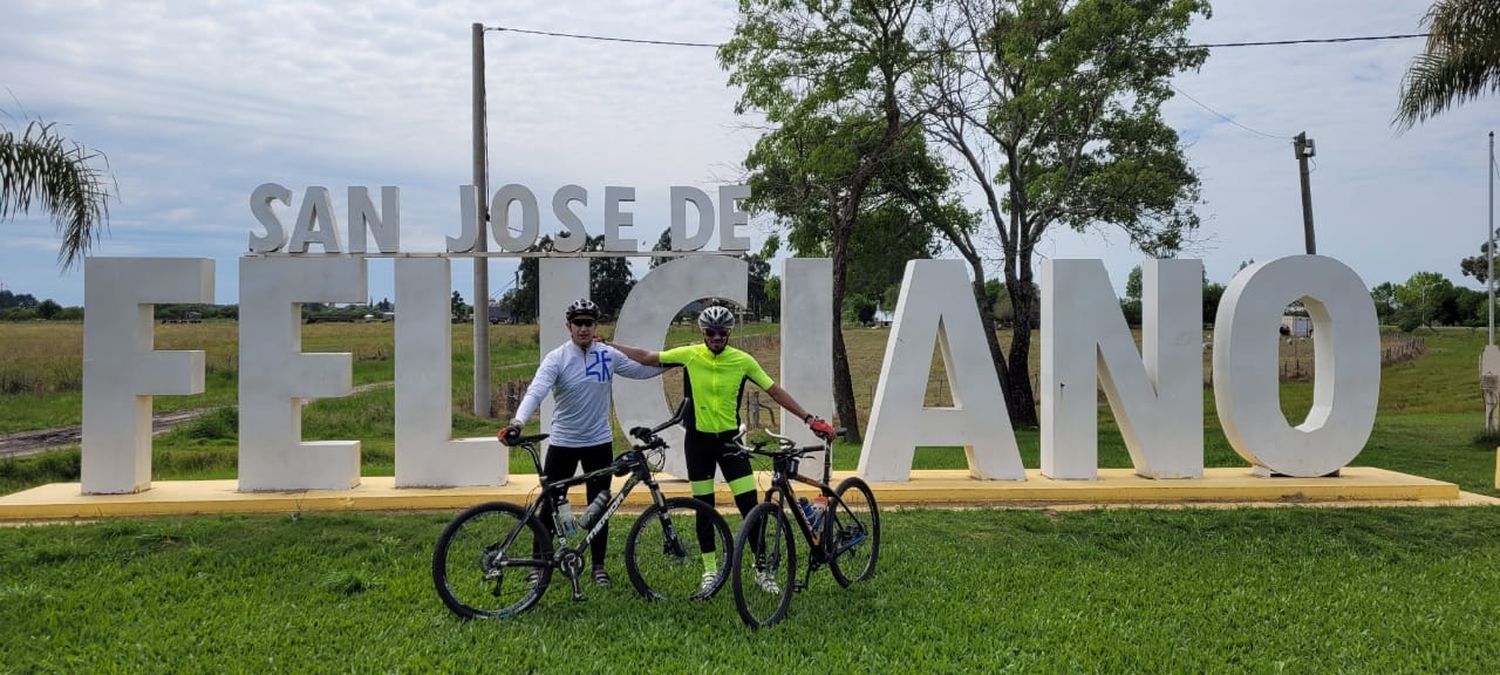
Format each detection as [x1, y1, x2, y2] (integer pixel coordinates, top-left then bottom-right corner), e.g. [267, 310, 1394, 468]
[1214, 255, 1380, 477]
[238, 256, 367, 490]
[394, 258, 505, 486]
[81, 258, 213, 494]
[861, 260, 1024, 481]
[1041, 258, 1203, 480]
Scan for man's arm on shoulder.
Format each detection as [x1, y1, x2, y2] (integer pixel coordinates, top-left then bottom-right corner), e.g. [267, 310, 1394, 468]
[608, 345, 668, 379]
[610, 341, 663, 367]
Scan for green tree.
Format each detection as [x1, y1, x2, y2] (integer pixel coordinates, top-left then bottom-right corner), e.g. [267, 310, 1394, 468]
[1371, 282, 1399, 324]
[1125, 265, 1144, 303]
[450, 290, 470, 322]
[1459, 241, 1498, 284]
[585, 235, 636, 319]
[923, 0, 1208, 427]
[1, 118, 115, 270]
[1394, 271, 1456, 330]
[36, 298, 61, 320]
[1395, 0, 1500, 128]
[743, 234, 781, 321]
[649, 229, 674, 269]
[721, 0, 932, 441]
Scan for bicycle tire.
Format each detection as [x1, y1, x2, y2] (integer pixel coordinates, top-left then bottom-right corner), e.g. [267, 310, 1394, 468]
[432, 501, 553, 619]
[827, 476, 880, 588]
[624, 496, 733, 601]
[730, 501, 796, 629]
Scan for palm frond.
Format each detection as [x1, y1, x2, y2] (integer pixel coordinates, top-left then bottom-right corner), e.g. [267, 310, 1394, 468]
[0, 118, 115, 270]
[1395, 0, 1500, 129]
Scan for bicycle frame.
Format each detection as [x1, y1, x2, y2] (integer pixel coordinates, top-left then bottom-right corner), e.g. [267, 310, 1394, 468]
[516, 444, 672, 560]
[740, 432, 865, 577]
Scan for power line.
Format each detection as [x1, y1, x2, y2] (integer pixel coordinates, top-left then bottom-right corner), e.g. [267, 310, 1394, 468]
[1169, 83, 1291, 140]
[487, 25, 719, 48]
[486, 24, 1431, 51]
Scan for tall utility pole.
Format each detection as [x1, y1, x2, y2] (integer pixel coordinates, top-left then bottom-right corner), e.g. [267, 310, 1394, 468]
[1489, 131, 1495, 346]
[472, 23, 492, 417]
[1293, 132, 1317, 255]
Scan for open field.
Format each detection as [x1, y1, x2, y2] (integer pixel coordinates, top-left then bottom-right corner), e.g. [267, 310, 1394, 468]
[2, 321, 1499, 668]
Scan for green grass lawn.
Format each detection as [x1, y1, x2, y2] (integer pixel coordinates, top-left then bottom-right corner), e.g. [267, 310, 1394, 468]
[2, 507, 1498, 670]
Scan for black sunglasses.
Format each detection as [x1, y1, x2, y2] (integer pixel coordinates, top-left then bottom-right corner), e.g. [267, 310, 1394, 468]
[570, 318, 596, 327]
[702, 328, 730, 338]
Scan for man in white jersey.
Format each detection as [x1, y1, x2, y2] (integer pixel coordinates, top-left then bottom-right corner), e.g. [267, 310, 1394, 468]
[501, 298, 665, 587]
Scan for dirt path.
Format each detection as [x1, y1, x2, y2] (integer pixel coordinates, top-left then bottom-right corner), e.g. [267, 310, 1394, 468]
[0, 381, 398, 459]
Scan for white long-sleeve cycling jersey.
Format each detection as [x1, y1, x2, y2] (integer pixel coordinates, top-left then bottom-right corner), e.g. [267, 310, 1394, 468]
[512, 341, 666, 447]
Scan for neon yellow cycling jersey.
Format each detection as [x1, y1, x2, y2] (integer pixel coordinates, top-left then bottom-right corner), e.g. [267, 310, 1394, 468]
[659, 344, 774, 433]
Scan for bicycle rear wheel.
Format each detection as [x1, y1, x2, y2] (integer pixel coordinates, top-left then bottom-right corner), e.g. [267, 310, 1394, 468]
[827, 476, 880, 588]
[432, 501, 552, 619]
[624, 496, 732, 601]
[730, 501, 796, 629]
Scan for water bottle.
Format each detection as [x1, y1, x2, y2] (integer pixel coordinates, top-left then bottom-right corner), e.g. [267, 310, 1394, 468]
[554, 496, 578, 538]
[579, 489, 612, 530]
[798, 497, 814, 522]
[809, 495, 829, 532]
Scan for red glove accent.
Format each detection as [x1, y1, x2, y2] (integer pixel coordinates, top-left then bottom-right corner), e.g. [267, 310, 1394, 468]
[808, 417, 835, 441]
[498, 424, 522, 446]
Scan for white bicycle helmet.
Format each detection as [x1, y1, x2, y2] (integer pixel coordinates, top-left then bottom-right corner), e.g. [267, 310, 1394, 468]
[565, 298, 599, 320]
[697, 305, 735, 330]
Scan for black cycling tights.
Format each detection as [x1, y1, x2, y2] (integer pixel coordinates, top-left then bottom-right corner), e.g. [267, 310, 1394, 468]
[536, 441, 613, 566]
[684, 428, 760, 554]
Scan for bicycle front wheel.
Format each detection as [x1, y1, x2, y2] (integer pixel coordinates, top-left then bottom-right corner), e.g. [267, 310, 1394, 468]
[432, 501, 552, 619]
[730, 501, 796, 629]
[827, 476, 880, 587]
[624, 496, 732, 601]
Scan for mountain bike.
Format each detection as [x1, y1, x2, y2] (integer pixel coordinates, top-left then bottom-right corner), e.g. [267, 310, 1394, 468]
[432, 403, 732, 619]
[726, 427, 881, 629]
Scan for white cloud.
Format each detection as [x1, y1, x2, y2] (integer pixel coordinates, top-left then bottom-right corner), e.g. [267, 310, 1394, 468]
[0, 0, 1492, 306]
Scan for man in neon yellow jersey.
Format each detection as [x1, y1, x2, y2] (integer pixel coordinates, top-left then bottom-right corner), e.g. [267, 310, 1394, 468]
[611, 304, 834, 595]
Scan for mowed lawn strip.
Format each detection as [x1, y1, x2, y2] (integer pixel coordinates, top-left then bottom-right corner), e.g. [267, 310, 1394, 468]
[1, 507, 1498, 671]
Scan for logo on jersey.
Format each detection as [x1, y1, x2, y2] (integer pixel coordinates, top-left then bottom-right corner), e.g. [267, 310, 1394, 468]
[586, 349, 612, 383]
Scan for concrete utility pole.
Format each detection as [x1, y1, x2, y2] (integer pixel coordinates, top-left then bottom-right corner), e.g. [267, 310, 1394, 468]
[472, 22, 492, 417]
[1293, 132, 1317, 255]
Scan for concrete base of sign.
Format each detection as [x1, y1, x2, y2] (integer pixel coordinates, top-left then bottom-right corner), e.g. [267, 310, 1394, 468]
[0, 468, 1476, 521]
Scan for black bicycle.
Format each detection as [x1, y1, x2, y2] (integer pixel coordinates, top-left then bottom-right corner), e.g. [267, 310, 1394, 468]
[726, 427, 881, 629]
[432, 404, 733, 619]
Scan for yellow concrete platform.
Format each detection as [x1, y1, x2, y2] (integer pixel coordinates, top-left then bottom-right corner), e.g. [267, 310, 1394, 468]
[0, 467, 1475, 521]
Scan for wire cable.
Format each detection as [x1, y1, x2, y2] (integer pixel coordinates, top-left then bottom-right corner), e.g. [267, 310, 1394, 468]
[485, 24, 1431, 51]
[1168, 83, 1292, 140]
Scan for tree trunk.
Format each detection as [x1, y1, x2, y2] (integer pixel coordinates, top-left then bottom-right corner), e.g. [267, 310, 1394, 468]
[1003, 247, 1040, 428]
[830, 230, 862, 442]
[965, 263, 1012, 417]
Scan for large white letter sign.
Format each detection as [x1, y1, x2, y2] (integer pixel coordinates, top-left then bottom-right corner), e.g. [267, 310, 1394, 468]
[551, 185, 589, 253]
[81, 258, 213, 494]
[287, 186, 343, 253]
[347, 186, 400, 254]
[860, 260, 1024, 481]
[491, 184, 540, 252]
[394, 258, 504, 486]
[249, 183, 291, 252]
[669, 186, 714, 251]
[447, 185, 481, 253]
[780, 259, 834, 465]
[613, 256, 749, 479]
[1214, 255, 1380, 477]
[238, 257, 368, 491]
[1041, 259, 1203, 480]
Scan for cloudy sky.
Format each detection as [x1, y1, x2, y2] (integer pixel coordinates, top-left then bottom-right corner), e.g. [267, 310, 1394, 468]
[0, 0, 1493, 307]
